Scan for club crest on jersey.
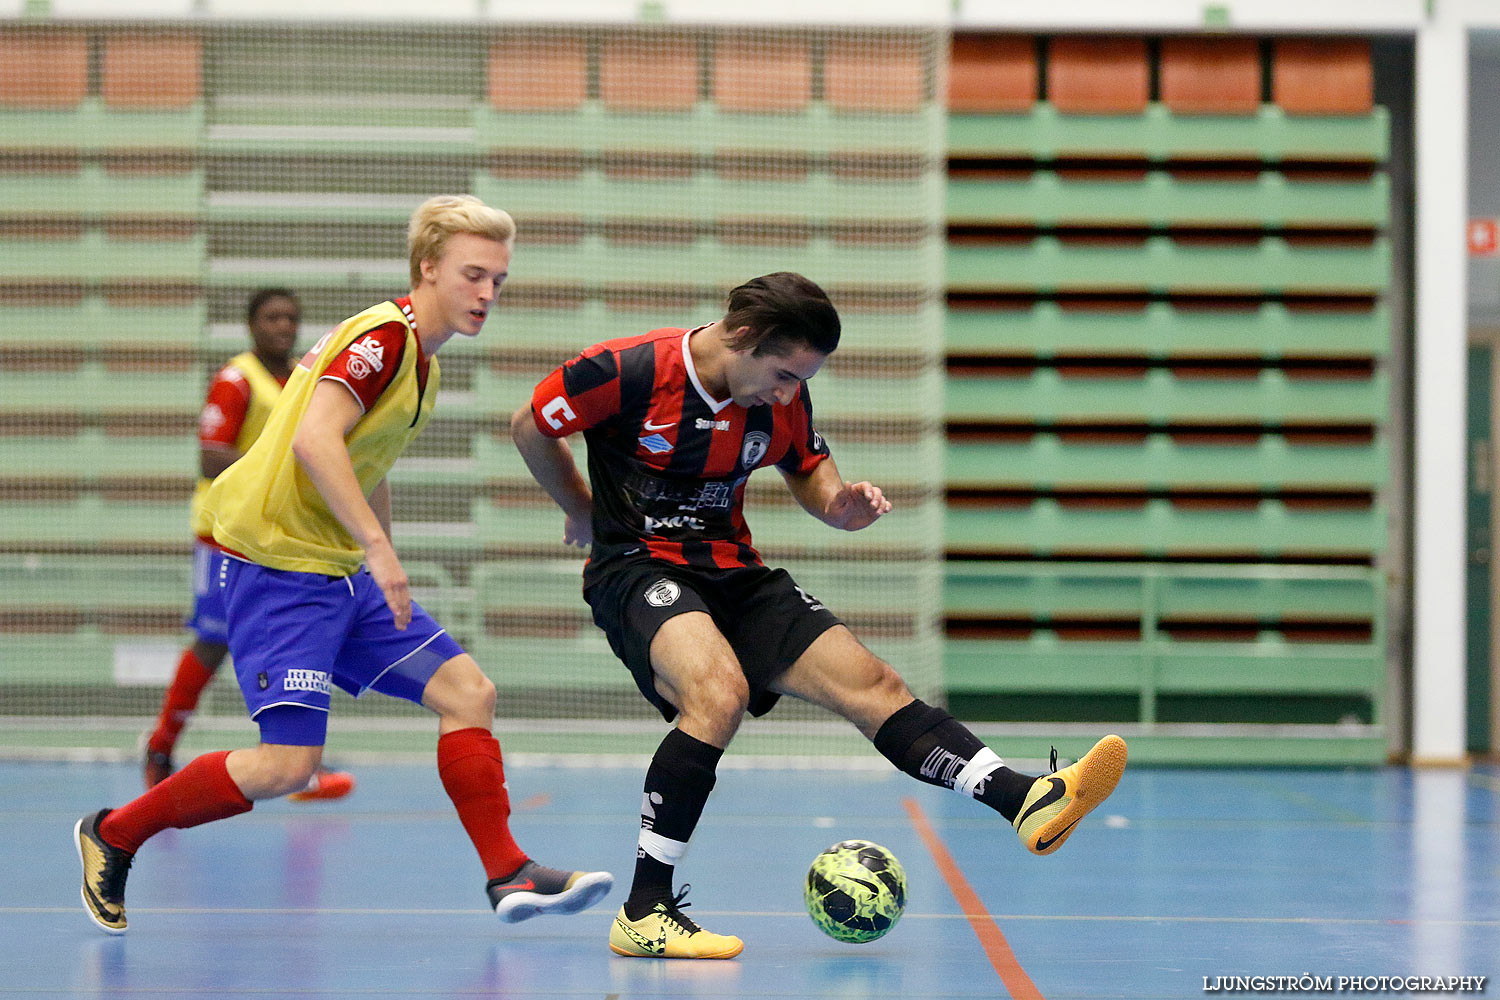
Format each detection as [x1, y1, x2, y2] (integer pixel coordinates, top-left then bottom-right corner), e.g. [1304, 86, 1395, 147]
[345, 335, 386, 380]
[638, 433, 673, 455]
[740, 431, 771, 469]
[644, 579, 680, 607]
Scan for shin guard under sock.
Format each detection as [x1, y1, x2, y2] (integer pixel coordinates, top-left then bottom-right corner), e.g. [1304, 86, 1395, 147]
[625, 727, 722, 920]
[873, 700, 1034, 822]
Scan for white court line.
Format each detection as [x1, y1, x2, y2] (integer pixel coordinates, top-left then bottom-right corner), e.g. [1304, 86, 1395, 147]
[10, 906, 1499, 925]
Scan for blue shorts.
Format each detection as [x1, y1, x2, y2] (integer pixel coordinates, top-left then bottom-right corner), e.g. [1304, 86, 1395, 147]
[186, 541, 230, 645]
[218, 556, 464, 746]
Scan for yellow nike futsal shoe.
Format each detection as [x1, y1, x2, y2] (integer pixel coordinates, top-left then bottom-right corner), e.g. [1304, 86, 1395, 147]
[1013, 734, 1128, 856]
[609, 886, 743, 959]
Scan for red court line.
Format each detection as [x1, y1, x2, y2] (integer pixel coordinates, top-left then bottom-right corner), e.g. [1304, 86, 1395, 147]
[902, 797, 1046, 1000]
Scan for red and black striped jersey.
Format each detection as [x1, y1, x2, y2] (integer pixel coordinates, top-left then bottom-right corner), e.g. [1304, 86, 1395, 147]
[529, 326, 831, 576]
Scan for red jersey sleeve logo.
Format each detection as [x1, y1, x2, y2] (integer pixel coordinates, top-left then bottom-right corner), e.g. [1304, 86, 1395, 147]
[344, 335, 386, 381]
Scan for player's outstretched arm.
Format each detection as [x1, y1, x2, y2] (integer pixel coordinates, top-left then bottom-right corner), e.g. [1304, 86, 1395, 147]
[292, 380, 411, 628]
[509, 404, 594, 548]
[782, 458, 892, 532]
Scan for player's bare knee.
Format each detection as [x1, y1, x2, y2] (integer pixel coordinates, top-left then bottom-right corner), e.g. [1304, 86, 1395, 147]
[868, 660, 910, 706]
[679, 672, 749, 732]
[440, 672, 495, 728]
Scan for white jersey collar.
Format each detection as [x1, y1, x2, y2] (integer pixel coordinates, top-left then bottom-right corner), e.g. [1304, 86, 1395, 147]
[681, 326, 732, 414]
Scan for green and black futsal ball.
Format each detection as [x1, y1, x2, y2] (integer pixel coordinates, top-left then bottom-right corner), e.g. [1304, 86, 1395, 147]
[804, 839, 907, 943]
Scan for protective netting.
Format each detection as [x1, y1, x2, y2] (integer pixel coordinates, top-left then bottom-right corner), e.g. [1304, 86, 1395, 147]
[0, 22, 947, 760]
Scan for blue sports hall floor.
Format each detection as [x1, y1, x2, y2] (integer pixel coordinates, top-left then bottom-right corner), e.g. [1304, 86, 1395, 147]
[2, 754, 1497, 998]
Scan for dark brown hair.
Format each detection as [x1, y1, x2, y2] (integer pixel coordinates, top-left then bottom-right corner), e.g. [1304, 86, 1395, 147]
[722, 272, 840, 357]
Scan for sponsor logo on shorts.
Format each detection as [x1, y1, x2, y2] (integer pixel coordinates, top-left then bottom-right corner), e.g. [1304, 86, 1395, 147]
[644, 579, 680, 608]
[285, 668, 332, 694]
[740, 431, 771, 469]
[794, 584, 825, 611]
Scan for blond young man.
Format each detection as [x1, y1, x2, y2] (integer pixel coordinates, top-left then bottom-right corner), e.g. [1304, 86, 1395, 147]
[76, 196, 612, 935]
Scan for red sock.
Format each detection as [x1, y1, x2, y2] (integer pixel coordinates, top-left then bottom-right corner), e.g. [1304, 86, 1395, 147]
[437, 727, 527, 880]
[147, 648, 216, 756]
[99, 750, 252, 855]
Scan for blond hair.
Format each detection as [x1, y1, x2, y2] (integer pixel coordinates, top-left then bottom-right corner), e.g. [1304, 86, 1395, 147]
[407, 195, 516, 287]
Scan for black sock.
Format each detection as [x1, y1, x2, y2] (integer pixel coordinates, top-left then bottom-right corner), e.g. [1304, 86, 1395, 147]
[872, 700, 1035, 822]
[624, 727, 722, 920]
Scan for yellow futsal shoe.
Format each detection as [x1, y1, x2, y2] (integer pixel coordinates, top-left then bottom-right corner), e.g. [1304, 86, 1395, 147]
[609, 886, 744, 959]
[1013, 734, 1128, 856]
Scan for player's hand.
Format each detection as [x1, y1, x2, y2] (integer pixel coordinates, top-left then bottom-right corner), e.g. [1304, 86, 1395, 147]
[824, 481, 891, 531]
[563, 512, 592, 548]
[363, 537, 412, 630]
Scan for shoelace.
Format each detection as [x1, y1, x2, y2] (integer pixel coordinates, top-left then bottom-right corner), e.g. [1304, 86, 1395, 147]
[1049, 746, 1058, 773]
[99, 846, 133, 901]
[659, 884, 703, 934]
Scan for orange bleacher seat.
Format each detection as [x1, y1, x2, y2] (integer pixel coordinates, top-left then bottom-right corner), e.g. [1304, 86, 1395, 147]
[1047, 36, 1149, 115]
[823, 37, 925, 113]
[948, 35, 1036, 113]
[1272, 39, 1373, 115]
[102, 32, 201, 109]
[600, 37, 699, 112]
[488, 35, 588, 111]
[1160, 37, 1261, 115]
[713, 35, 811, 113]
[0, 29, 88, 109]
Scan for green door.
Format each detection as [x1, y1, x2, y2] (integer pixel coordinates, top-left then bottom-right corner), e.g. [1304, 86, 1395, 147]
[1468, 343, 1493, 754]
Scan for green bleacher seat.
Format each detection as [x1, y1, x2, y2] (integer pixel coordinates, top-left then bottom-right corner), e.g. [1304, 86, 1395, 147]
[0, 363, 201, 413]
[472, 170, 940, 225]
[944, 499, 1385, 557]
[506, 236, 937, 289]
[941, 561, 1384, 717]
[0, 297, 207, 346]
[1153, 640, 1383, 696]
[474, 103, 942, 157]
[946, 235, 1389, 295]
[944, 302, 1390, 360]
[0, 163, 203, 218]
[0, 497, 186, 546]
[945, 565, 1145, 619]
[0, 432, 194, 479]
[945, 637, 1145, 693]
[0, 229, 205, 282]
[1156, 571, 1380, 621]
[945, 434, 1386, 490]
[945, 368, 1386, 424]
[946, 102, 1389, 161]
[947, 171, 1388, 228]
[0, 98, 204, 151]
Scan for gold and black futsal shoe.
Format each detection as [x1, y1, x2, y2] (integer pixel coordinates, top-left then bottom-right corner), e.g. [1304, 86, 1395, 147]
[74, 808, 133, 934]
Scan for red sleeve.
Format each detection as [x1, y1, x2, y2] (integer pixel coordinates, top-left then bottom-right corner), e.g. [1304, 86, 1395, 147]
[529, 343, 622, 438]
[198, 366, 251, 448]
[776, 383, 831, 475]
[319, 322, 406, 413]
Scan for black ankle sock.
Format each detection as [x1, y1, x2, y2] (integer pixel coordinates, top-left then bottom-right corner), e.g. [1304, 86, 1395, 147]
[873, 700, 1034, 822]
[624, 728, 722, 919]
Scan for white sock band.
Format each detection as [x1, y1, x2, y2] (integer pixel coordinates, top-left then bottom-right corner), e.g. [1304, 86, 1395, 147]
[638, 827, 688, 866]
[954, 747, 1005, 798]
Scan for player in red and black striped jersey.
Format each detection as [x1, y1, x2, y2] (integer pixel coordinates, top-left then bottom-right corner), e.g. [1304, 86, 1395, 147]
[524, 316, 830, 582]
[513, 272, 1127, 959]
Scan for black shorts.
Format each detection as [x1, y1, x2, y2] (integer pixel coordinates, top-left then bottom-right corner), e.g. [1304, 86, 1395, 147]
[584, 560, 843, 722]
